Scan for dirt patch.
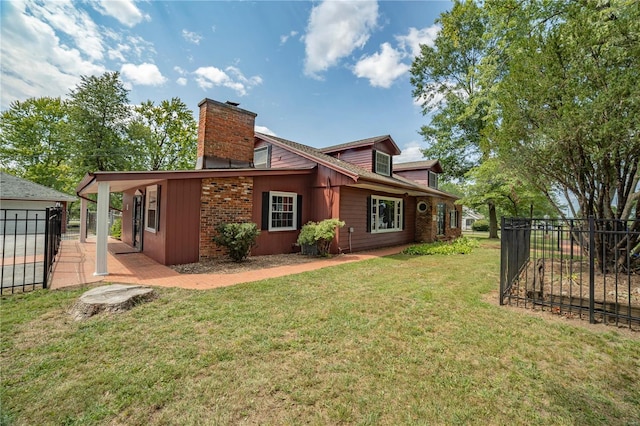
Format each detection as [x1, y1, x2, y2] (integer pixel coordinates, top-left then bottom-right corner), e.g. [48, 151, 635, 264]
[170, 253, 320, 274]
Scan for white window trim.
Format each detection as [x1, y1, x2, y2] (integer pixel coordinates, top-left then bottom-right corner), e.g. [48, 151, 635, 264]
[375, 151, 391, 176]
[145, 184, 159, 233]
[371, 195, 403, 233]
[450, 209, 459, 229]
[428, 171, 438, 189]
[269, 191, 297, 231]
[254, 146, 270, 168]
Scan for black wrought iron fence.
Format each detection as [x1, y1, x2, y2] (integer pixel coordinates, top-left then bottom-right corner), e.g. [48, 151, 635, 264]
[1, 208, 63, 294]
[500, 217, 640, 329]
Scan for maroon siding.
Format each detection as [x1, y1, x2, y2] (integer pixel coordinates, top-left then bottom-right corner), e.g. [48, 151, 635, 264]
[337, 186, 416, 252]
[258, 142, 317, 169]
[120, 179, 200, 265]
[252, 174, 313, 255]
[332, 147, 373, 171]
[164, 179, 201, 265]
[141, 181, 167, 265]
[394, 170, 429, 186]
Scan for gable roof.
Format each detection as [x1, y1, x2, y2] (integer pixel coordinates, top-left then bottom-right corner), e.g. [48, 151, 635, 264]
[256, 133, 457, 199]
[1, 172, 76, 202]
[320, 135, 401, 156]
[394, 160, 443, 174]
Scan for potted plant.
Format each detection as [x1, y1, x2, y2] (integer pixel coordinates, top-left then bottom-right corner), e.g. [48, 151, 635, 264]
[297, 218, 345, 256]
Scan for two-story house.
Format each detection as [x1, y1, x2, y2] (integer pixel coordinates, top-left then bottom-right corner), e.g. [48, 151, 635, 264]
[76, 99, 461, 271]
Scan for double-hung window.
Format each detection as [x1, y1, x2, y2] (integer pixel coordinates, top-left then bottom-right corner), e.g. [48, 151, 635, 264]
[253, 146, 271, 168]
[145, 184, 159, 233]
[375, 151, 391, 176]
[269, 191, 296, 231]
[436, 203, 446, 235]
[428, 171, 438, 189]
[370, 195, 403, 233]
[450, 209, 459, 229]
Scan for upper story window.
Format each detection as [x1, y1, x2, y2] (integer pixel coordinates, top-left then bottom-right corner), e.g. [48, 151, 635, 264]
[253, 145, 271, 168]
[375, 151, 391, 176]
[428, 171, 438, 189]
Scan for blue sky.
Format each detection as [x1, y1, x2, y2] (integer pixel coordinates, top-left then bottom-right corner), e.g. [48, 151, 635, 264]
[1, 0, 452, 163]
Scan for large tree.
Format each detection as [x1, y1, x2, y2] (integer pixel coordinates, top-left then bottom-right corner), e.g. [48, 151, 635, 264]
[127, 98, 197, 171]
[410, 0, 503, 237]
[67, 72, 132, 175]
[0, 97, 74, 193]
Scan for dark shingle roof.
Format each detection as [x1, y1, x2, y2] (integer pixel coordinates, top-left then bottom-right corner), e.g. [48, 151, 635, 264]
[255, 133, 455, 198]
[320, 135, 401, 156]
[394, 160, 443, 173]
[0, 172, 76, 202]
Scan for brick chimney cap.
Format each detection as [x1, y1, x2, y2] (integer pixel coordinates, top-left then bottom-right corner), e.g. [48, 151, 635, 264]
[197, 98, 257, 117]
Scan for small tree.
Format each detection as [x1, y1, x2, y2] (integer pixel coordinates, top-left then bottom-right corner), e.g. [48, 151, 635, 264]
[212, 223, 260, 262]
[297, 218, 345, 256]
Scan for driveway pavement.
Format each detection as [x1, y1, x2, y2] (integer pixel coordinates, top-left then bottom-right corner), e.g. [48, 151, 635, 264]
[50, 238, 411, 291]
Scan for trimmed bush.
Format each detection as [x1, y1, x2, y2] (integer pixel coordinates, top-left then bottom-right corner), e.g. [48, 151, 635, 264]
[110, 218, 122, 240]
[213, 222, 260, 262]
[297, 218, 345, 256]
[471, 219, 490, 232]
[402, 236, 479, 256]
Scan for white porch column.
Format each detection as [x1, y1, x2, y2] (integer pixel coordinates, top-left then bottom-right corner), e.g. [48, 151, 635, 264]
[79, 197, 88, 243]
[94, 181, 110, 276]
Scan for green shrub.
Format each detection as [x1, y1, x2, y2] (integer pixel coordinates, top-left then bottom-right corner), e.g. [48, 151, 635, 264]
[110, 217, 122, 240]
[212, 222, 260, 262]
[297, 218, 345, 256]
[402, 236, 479, 256]
[471, 219, 490, 232]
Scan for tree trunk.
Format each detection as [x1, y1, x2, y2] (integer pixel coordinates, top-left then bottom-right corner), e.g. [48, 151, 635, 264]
[488, 201, 499, 239]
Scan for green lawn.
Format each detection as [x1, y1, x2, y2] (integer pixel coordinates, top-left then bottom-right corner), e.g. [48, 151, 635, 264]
[1, 239, 639, 425]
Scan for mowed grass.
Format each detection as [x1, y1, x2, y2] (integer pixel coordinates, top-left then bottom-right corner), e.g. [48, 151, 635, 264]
[1, 239, 639, 425]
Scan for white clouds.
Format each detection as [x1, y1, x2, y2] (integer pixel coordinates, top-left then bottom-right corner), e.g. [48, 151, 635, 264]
[352, 24, 440, 88]
[303, 0, 378, 78]
[0, 1, 106, 108]
[182, 29, 202, 45]
[353, 43, 410, 88]
[255, 125, 276, 136]
[396, 25, 439, 58]
[193, 66, 262, 96]
[92, 0, 149, 27]
[280, 30, 298, 45]
[395, 141, 426, 163]
[120, 63, 167, 86]
[176, 77, 187, 86]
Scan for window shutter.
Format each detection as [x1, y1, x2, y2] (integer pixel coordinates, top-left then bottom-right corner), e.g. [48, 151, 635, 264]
[366, 196, 371, 233]
[297, 194, 303, 229]
[261, 192, 270, 230]
[402, 200, 405, 230]
[371, 150, 377, 173]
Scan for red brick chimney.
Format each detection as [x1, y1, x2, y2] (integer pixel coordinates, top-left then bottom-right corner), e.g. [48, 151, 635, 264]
[196, 99, 257, 169]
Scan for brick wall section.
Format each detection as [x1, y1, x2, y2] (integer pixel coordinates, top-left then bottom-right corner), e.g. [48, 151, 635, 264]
[197, 99, 257, 163]
[199, 177, 254, 259]
[414, 197, 462, 242]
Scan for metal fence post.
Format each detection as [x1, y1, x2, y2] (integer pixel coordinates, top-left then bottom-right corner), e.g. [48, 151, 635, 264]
[589, 216, 595, 324]
[499, 216, 506, 305]
[43, 208, 50, 289]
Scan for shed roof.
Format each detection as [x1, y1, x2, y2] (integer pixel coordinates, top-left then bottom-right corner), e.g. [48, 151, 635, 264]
[0, 172, 76, 202]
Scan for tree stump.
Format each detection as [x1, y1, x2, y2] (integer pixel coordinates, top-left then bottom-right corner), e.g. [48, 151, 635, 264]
[70, 284, 156, 320]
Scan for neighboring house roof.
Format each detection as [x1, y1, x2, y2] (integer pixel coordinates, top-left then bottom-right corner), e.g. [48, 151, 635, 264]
[462, 207, 484, 220]
[394, 160, 443, 174]
[256, 133, 457, 199]
[0, 172, 76, 202]
[320, 135, 401, 156]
